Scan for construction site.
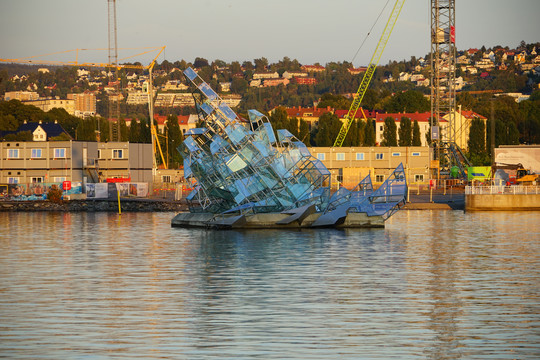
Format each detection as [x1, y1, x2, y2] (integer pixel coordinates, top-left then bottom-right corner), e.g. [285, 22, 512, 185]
[1, 0, 538, 212]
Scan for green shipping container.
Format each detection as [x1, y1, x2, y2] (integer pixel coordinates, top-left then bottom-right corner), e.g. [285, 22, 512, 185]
[467, 166, 492, 181]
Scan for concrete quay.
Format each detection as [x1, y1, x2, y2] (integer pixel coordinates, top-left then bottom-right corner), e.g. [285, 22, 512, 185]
[465, 194, 540, 211]
[403, 188, 465, 210]
[0, 198, 187, 212]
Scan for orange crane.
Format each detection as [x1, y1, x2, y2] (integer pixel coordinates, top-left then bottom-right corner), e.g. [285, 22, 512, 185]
[0, 46, 168, 169]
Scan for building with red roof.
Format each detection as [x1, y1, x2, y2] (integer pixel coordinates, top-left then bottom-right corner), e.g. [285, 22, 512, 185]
[154, 114, 198, 134]
[271, 106, 335, 131]
[374, 112, 437, 146]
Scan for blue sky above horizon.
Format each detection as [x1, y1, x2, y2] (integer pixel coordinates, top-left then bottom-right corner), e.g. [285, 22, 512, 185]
[1, 0, 539, 68]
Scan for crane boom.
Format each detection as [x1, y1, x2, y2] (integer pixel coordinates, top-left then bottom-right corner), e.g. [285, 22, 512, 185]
[333, 0, 405, 147]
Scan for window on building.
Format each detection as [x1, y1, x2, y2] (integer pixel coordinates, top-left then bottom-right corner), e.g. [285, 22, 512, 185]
[31, 177, 43, 183]
[54, 148, 66, 158]
[317, 153, 325, 161]
[162, 175, 172, 183]
[392, 152, 401, 157]
[31, 149, 42, 158]
[8, 177, 19, 184]
[113, 149, 124, 159]
[412, 152, 421, 156]
[356, 152, 364, 160]
[415, 174, 424, 182]
[7, 149, 19, 159]
[97, 149, 102, 159]
[336, 153, 345, 161]
[379, 126, 383, 131]
[375, 175, 385, 182]
[54, 177, 67, 183]
[376, 153, 384, 160]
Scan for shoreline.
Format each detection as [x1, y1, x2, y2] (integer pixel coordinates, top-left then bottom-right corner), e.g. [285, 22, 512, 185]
[0, 199, 187, 212]
[0, 198, 464, 212]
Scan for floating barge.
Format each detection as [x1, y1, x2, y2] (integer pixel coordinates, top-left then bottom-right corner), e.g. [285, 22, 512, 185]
[171, 68, 407, 229]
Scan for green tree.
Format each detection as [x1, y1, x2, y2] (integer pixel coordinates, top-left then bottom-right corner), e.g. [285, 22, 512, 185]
[165, 115, 183, 168]
[467, 118, 489, 165]
[119, 119, 129, 141]
[254, 57, 269, 71]
[298, 119, 310, 145]
[412, 120, 422, 146]
[193, 57, 209, 68]
[0, 114, 18, 131]
[342, 119, 363, 146]
[311, 112, 342, 146]
[398, 117, 412, 146]
[317, 93, 351, 109]
[381, 117, 397, 146]
[364, 120, 376, 146]
[129, 119, 140, 142]
[230, 77, 248, 94]
[3, 130, 33, 141]
[98, 118, 110, 142]
[76, 119, 96, 141]
[269, 107, 295, 138]
[139, 118, 152, 143]
[384, 90, 430, 113]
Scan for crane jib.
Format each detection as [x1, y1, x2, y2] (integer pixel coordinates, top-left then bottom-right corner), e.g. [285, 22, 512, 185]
[333, 0, 405, 148]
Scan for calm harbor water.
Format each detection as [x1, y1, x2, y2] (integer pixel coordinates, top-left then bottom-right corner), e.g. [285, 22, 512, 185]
[0, 210, 539, 359]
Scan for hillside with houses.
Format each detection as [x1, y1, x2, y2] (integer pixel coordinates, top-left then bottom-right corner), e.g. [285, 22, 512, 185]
[1, 41, 539, 167]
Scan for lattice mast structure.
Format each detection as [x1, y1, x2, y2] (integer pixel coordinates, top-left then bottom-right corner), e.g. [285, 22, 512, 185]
[107, 0, 120, 141]
[430, 0, 469, 177]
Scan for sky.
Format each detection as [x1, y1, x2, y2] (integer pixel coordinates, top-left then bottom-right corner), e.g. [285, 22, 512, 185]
[1, 0, 539, 68]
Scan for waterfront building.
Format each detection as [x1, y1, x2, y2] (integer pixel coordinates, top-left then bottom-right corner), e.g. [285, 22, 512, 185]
[374, 112, 437, 147]
[308, 146, 431, 188]
[0, 141, 152, 185]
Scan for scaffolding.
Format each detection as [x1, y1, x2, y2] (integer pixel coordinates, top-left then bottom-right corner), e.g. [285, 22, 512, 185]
[430, 0, 470, 178]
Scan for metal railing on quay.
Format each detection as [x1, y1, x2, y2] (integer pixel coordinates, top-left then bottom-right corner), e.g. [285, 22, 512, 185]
[465, 185, 540, 195]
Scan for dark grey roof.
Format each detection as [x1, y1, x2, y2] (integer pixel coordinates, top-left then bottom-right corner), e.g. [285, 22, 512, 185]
[15, 122, 71, 140]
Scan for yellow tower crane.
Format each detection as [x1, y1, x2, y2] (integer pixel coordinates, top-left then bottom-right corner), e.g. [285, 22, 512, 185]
[333, 0, 405, 147]
[0, 46, 168, 170]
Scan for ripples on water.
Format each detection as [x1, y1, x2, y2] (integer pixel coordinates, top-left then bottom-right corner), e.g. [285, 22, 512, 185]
[0, 211, 539, 359]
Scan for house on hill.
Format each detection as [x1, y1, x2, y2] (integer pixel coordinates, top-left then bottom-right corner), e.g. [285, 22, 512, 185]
[153, 114, 198, 134]
[1, 121, 72, 141]
[277, 106, 335, 131]
[442, 109, 487, 151]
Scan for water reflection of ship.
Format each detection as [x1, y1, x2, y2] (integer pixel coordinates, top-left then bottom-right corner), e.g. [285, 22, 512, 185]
[172, 68, 408, 229]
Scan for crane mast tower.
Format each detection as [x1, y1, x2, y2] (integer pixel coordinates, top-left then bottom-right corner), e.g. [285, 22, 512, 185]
[108, 0, 120, 141]
[430, 0, 469, 178]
